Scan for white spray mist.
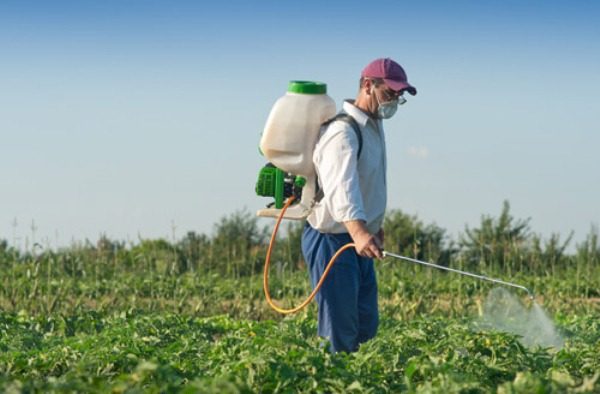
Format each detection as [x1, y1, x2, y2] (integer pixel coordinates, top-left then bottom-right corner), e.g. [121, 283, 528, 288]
[479, 287, 564, 349]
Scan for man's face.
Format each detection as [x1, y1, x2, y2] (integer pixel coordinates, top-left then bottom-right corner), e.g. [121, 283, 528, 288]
[366, 79, 406, 117]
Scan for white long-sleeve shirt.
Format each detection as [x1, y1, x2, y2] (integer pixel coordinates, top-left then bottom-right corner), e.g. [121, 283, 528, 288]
[307, 100, 387, 235]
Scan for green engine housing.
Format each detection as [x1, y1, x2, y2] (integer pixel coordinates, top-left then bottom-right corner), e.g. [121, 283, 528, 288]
[255, 164, 305, 209]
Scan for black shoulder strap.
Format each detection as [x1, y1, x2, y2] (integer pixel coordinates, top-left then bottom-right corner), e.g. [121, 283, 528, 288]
[321, 112, 363, 159]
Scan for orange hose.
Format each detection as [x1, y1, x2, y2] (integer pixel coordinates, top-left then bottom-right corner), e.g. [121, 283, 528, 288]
[263, 195, 355, 314]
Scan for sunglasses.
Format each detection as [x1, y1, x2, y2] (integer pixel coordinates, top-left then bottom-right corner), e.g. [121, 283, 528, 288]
[381, 88, 407, 105]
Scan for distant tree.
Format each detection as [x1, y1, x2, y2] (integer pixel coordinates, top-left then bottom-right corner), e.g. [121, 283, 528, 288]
[383, 209, 455, 265]
[177, 231, 210, 272]
[211, 209, 269, 276]
[131, 239, 179, 275]
[575, 226, 600, 297]
[96, 235, 125, 259]
[0, 239, 19, 266]
[459, 200, 531, 270]
[0, 239, 9, 265]
[576, 226, 600, 265]
[530, 232, 573, 273]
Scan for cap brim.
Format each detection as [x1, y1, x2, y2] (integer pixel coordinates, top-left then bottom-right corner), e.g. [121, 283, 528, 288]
[384, 79, 417, 95]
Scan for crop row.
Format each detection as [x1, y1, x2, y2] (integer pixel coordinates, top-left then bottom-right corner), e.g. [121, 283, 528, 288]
[1, 311, 598, 393]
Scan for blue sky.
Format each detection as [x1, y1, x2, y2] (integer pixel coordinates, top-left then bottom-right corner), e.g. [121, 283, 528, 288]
[1, 1, 599, 249]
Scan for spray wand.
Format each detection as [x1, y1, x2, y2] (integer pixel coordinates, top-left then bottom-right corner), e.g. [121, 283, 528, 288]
[382, 251, 535, 300]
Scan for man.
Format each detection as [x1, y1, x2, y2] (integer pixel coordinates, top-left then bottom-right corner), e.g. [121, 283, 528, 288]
[301, 58, 417, 353]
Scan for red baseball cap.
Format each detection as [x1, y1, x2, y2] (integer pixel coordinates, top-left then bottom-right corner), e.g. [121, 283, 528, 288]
[361, 58, 417, 95]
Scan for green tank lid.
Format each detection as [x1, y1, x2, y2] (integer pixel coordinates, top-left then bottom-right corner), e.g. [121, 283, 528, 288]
[287, 80, 327, 95]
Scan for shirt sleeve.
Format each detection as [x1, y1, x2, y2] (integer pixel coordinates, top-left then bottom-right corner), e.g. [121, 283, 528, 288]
[313, 121, 366, 223]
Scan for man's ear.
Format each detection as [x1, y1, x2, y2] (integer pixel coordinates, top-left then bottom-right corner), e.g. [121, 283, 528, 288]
[363, 79, 373, 95]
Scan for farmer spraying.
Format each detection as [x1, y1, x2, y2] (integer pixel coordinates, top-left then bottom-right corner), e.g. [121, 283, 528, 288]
[300, 58, 417, 352]
[257, 59, 534, 354]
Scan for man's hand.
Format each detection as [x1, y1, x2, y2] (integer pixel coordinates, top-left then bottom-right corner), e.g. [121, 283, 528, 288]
[344, 220, 384, 259]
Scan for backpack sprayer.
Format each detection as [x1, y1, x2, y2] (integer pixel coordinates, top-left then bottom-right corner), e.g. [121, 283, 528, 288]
[256, 81, 533, 315]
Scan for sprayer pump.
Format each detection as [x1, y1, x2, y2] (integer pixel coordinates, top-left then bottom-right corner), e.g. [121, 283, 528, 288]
[255, 164, 305, 209]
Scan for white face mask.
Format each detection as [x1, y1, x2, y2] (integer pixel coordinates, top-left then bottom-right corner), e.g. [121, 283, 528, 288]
[377, 99, 399, 119]
[372, 87, 400, 119]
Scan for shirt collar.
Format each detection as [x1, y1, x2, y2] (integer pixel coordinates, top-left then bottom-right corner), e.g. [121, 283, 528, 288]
[342, 100, 376, 129]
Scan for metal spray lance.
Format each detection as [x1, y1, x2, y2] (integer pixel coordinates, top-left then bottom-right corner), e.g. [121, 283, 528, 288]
[382, 251, 535, 299]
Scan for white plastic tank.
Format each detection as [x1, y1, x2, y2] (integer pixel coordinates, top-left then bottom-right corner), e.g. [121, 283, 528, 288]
[260, 81, 336, 177]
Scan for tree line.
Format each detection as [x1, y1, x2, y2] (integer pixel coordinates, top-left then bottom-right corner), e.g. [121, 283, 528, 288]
[1, 200, 598, 280]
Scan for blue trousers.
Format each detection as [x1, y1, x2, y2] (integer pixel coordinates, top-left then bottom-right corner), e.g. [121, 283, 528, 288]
[301, 224, 379, 353]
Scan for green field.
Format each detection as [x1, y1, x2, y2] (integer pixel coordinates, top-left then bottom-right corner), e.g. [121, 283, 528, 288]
[1, 205, 599, 393]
